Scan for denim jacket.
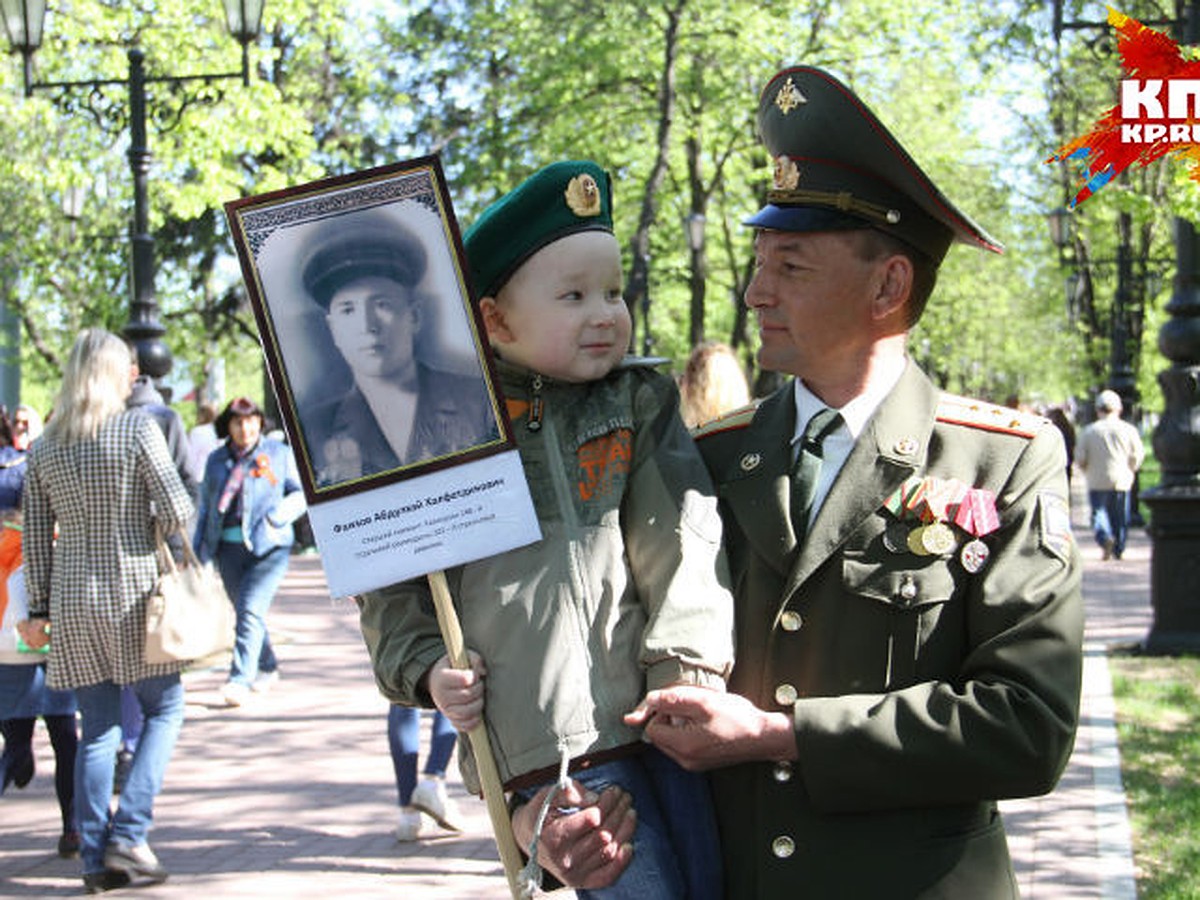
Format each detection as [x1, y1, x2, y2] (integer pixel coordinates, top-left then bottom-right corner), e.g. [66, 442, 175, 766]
[193, 437, 307, 563]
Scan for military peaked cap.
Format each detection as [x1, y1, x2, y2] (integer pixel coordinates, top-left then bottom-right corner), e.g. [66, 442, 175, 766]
[465, 160, 614, 299]
[302, 211, 428, 310]
[747, 66, 1003, 263]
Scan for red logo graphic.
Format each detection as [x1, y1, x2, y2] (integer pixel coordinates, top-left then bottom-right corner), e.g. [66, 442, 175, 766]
[1047, 9, 1200, 206]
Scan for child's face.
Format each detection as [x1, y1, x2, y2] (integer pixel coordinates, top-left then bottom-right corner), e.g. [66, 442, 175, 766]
[483, 231, 631, 382]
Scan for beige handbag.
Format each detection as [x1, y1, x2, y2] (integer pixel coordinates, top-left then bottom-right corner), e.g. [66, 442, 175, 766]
[144, 525, 236, 664]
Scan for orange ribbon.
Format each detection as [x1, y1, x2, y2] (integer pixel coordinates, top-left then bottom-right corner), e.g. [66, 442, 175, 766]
[251, 454, 278, 486]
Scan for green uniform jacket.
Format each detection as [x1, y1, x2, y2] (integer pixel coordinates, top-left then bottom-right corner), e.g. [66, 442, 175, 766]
[693, 362, 1083, 899]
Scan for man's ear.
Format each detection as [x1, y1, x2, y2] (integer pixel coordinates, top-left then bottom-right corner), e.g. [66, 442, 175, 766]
[871, 255, 913, 323]
[479, 297, 513, 343]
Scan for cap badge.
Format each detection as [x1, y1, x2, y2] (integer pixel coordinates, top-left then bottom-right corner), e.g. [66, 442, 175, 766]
[564, 173, 602, 218]
[773, 156, 800, 191]
[774, 76, 806, 115]
[739, 452, 762, 472]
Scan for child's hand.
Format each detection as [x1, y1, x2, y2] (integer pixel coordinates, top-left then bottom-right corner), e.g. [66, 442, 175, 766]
[428, 651, 488, 732]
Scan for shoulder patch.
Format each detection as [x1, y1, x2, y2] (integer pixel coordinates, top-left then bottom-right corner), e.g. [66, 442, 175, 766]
[936, 393, 1044, 439]
[691, 401, 760, 440]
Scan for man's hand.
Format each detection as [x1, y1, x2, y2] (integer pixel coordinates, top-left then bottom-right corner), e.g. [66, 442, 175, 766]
[511, 780, 635, 890]
[625, 684, 797, 770]
[427, 651, 487, 732]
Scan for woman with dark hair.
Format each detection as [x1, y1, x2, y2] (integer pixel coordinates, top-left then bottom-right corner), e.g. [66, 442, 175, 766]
[194, 398, 305, 707]
[17, 328, 193, 893]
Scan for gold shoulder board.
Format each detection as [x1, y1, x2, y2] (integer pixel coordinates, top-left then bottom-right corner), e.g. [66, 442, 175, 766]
[691, 402, 760, 440]
[935, 393, 1043, 439]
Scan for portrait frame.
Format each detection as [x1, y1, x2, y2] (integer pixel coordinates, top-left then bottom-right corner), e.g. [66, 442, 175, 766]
[224, 156, 512, 505]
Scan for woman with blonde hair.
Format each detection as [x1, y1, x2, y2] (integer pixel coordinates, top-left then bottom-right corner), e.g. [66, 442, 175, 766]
[18, 328, 193, 894]
[678, 341, 751, 429]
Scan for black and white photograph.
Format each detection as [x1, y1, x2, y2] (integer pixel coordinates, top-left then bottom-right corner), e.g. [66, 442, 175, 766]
[225, 158, 508, 501]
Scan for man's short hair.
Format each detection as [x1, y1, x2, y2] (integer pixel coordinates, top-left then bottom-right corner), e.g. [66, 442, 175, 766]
[1095, 389, 1122, 414]
[851, 229, 939, 326]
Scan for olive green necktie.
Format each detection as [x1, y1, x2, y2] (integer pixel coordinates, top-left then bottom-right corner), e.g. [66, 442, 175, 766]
[790, 407, 842, 541]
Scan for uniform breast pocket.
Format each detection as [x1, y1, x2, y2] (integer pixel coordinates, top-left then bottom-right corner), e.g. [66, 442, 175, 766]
[842, 552, 963, 688]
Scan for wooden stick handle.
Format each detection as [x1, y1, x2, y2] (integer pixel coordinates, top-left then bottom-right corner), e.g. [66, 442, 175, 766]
[427, 570, 526, 899]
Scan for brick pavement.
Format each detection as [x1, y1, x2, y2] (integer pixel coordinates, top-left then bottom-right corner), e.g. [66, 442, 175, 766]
[2, 480, 1149, 898]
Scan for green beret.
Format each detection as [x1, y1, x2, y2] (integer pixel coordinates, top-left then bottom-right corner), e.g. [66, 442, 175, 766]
[302, 212, 428, 310]
[464, 160, 614, 298]
[747, 66, 1002, 263]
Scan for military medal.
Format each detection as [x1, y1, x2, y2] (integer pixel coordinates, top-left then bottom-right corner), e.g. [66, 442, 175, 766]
[960, 539, 990, 573]
[920, 521, 957, 556]
[953, 488, 1000, 574]
[907, 525, 931, 556]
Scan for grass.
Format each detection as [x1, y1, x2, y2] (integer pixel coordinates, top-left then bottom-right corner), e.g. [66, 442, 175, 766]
[1109, 653, 1200, 899]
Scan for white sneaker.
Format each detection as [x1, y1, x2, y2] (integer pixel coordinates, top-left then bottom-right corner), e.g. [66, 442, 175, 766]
[411, 779, 463, 832]
[252, 670, 280, 693]
[221, 681, 252, 707]
[395, 807, 423, 842]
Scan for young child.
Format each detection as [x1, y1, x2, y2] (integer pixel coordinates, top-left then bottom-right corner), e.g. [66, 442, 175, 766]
[358, 160, 733, 899]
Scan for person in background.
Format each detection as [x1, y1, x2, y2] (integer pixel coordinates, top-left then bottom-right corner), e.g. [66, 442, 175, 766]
[388, 705, 462, 841]
[18, 329, 194, 893]
[0, 406, 79, 858]
[186, 402, 221, 486]
[678, 340, 752, 429]
[194, 397, 306, 707]
[360, 160, 734, 900]
[1075, 388, 1144, 560]
[118, 349, 196, 798]
[1045, 404, 1077, 486]
[11, 405, 43, 452]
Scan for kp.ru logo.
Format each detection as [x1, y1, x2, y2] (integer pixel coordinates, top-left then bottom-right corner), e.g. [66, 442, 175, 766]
[1048, 7, 1200, 206]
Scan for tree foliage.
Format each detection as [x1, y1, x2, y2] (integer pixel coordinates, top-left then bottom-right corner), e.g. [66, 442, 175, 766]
[2, 0, 1184, 420]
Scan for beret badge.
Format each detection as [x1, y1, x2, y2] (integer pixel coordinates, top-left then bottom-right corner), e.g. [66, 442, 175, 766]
[564, 173, 602, 218]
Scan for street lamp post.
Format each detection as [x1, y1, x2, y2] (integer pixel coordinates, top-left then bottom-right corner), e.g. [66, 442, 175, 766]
[1, 0, 265, 378]
[1045, 205, 1144, 415]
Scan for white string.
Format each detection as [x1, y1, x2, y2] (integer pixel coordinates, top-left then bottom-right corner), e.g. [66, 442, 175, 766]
[517, 739, 573, 899]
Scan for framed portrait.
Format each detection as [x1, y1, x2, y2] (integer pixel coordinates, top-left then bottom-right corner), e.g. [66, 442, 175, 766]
[225, 156, 511, 503]
[225, 158, 540, 597]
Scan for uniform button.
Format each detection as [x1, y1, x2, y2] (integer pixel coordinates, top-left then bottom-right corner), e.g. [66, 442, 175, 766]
[772, 761, 793, 782]
[779, 610, 802, 631]
[771, 835, 795, 858]
[897, 575, 918, 604]
[774, 683, 798, 705]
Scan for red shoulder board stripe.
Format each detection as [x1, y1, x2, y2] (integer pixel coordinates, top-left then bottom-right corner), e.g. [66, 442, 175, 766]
[935, 393, 1042, 438]
[691, 402, 759, 440]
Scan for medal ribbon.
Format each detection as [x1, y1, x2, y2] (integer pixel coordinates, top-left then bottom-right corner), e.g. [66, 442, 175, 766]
[953, 488, 1000, 537]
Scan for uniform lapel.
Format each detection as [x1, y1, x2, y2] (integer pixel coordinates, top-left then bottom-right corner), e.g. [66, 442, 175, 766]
[717, 387, 798, 577]
[785, 362, 937, 595]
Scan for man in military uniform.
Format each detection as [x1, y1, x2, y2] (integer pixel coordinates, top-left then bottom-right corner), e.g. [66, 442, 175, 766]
[522, 66, 1084, 898]
[299, 214, 500, 487]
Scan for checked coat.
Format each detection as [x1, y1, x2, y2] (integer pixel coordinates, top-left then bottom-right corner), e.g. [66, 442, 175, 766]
[23, 410, 194, 690]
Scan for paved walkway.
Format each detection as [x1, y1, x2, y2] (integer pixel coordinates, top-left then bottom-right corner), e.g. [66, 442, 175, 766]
[2, 485, 1149, 898]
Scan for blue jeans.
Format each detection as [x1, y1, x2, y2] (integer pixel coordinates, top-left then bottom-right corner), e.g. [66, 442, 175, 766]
[388, 706, 457, 805]
[517, 746, 722, 900]
[73, 675, 184, 874]
[1089, 489, 1130, 557]
[215, 543, 290, 686]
